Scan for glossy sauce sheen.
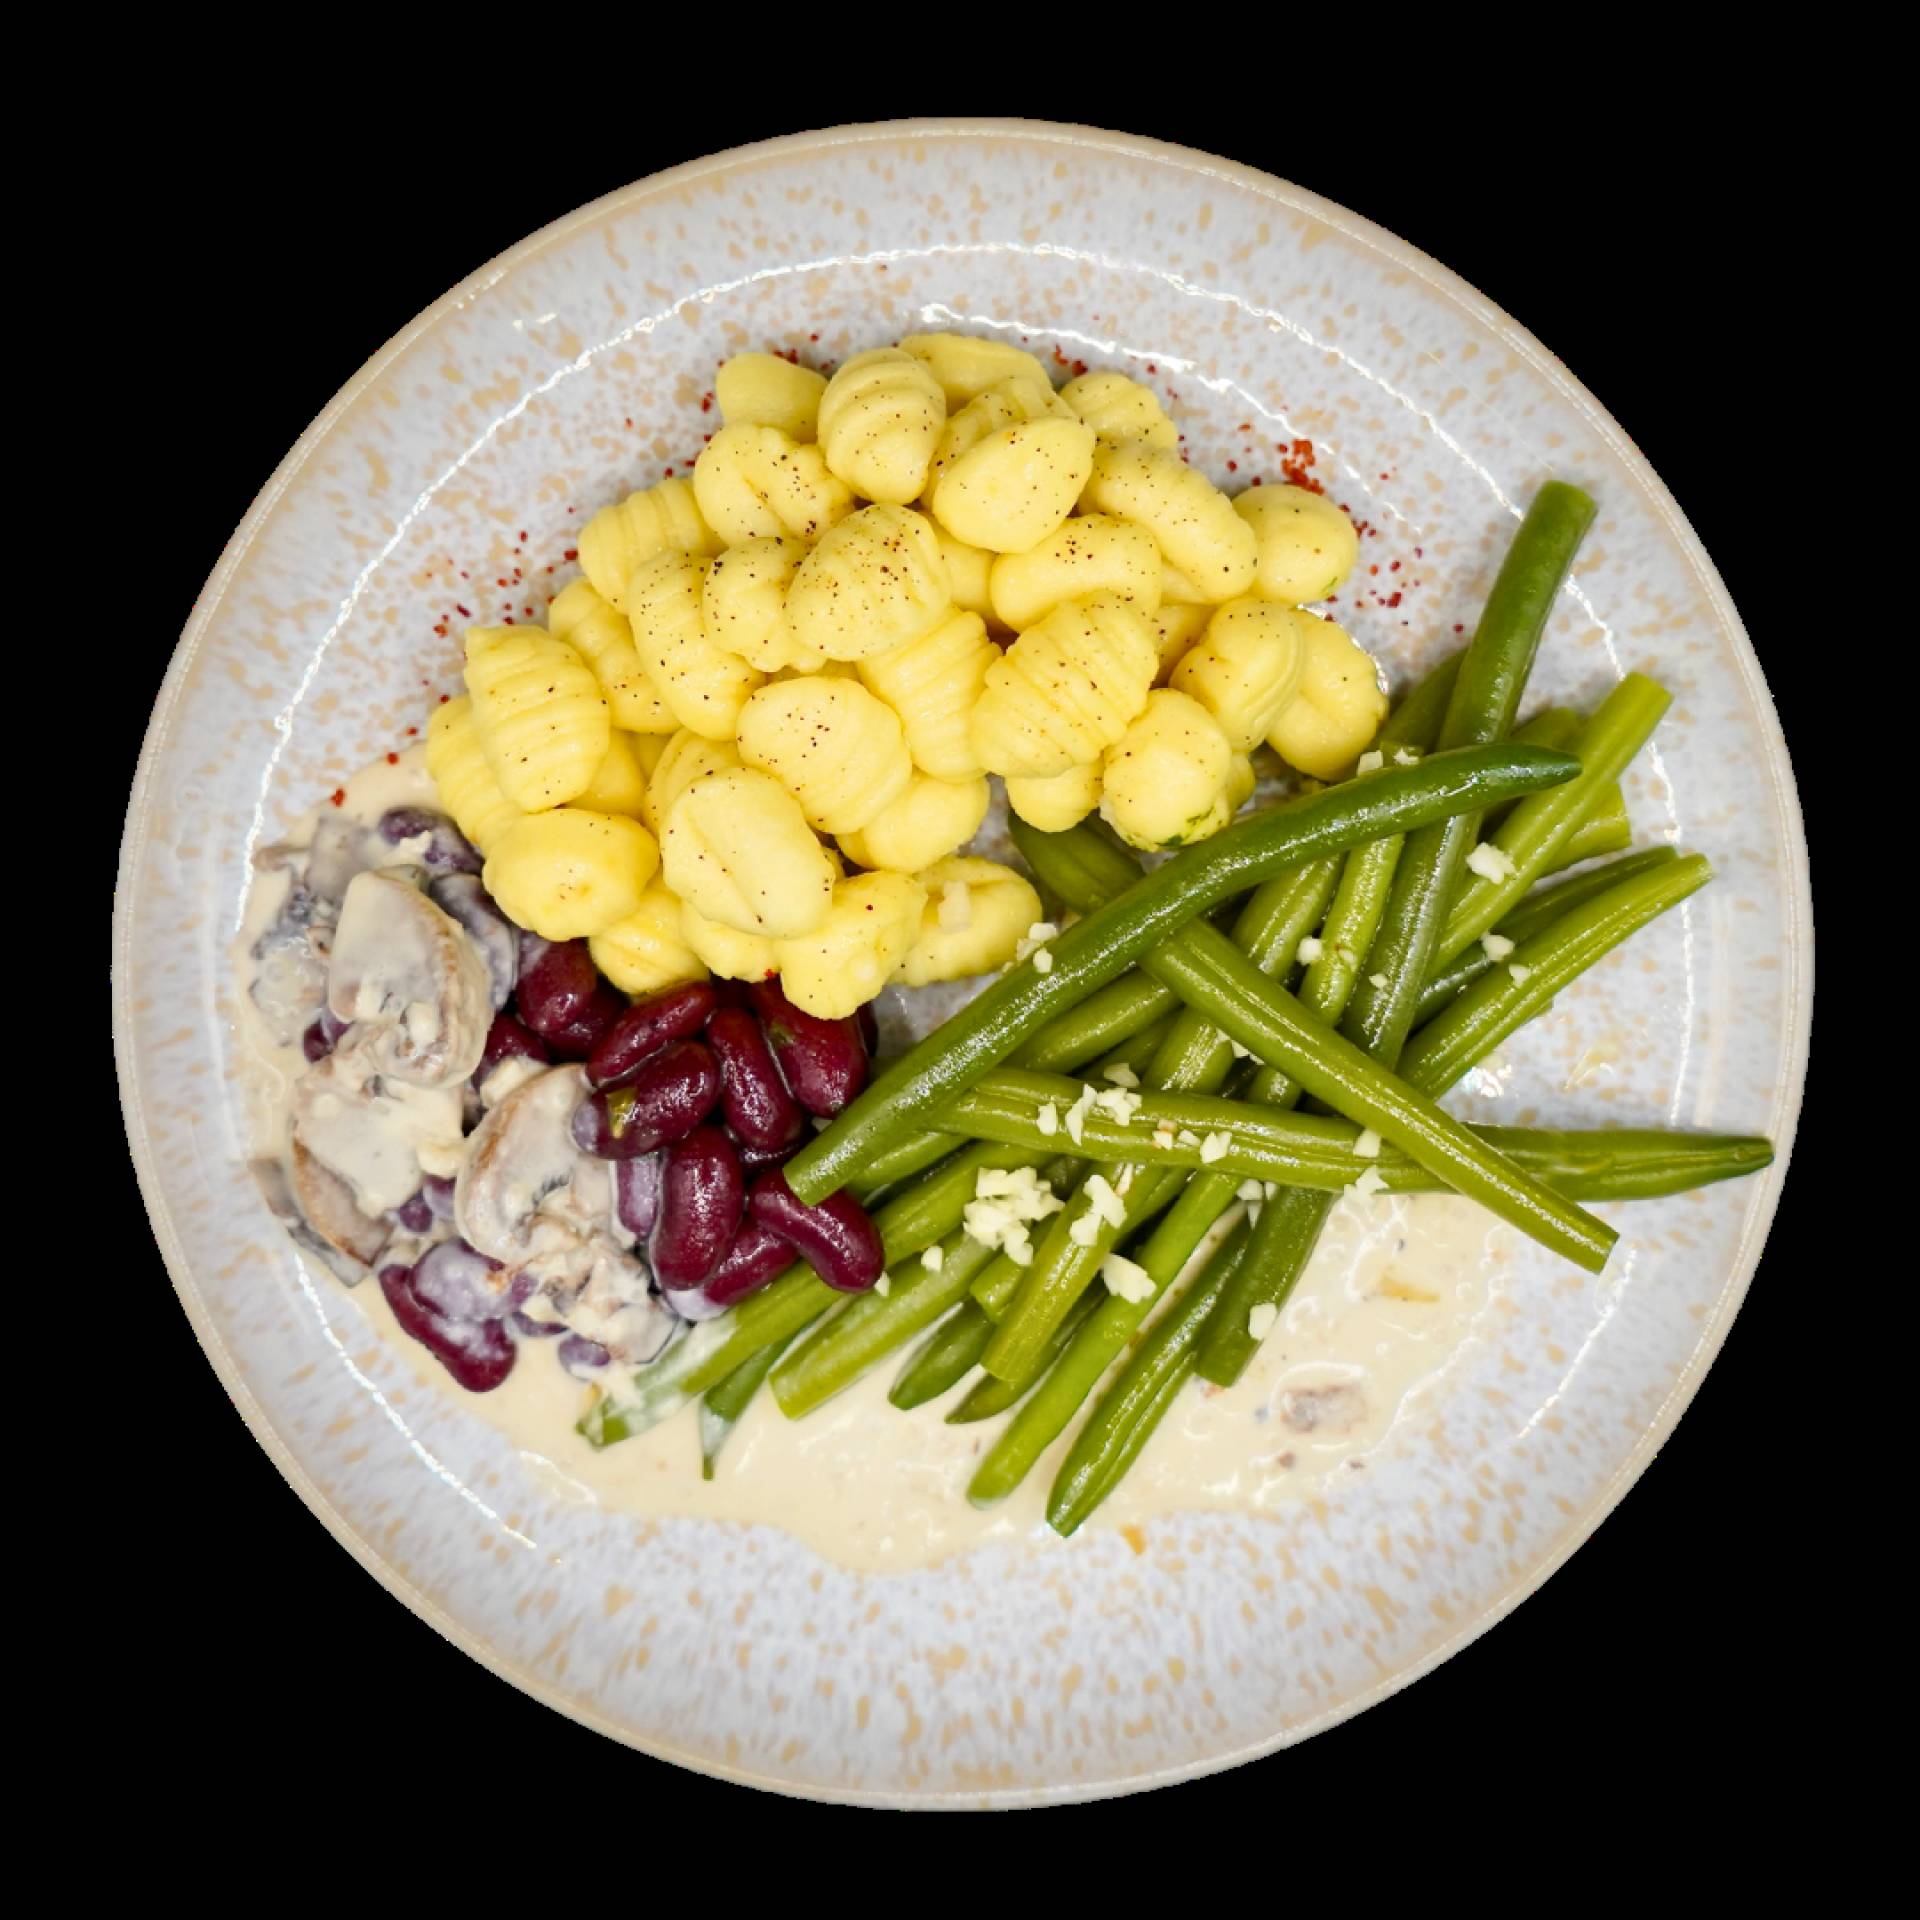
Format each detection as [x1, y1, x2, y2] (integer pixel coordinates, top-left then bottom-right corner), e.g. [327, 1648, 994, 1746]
[238, 749, 1508, 1574]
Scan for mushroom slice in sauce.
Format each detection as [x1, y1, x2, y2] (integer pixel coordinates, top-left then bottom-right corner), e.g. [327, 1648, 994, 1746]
[457, 1065, 675, 1365]
[326, 870, 492, 1089]
[279, 1140, 392, 1273]
[427, 873, 518, 1011]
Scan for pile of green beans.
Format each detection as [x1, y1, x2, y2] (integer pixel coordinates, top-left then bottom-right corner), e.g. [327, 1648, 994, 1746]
[576, 479, 1775, 1548]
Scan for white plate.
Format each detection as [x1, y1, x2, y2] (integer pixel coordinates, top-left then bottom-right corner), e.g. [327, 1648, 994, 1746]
[116, 121, 1809, 1804]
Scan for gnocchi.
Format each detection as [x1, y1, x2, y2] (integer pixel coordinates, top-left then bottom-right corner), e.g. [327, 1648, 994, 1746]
[1081, 440, 1258, 602]
[463, 625, 610, 811]
[425, 695, 524, 854]
[638, 730, 741, 839]
[775, 872, 929, 1018]
[482, 808, 658, 940]
[1058, 370, 1180, 452]
[816, 348, 946, 505]
[1170, 597, 1308, 750]
[1100, 689, 1235, 849]
[679, 895, 780, 984]
[988, 514, 1162, 631]
[625, 550, 764, 741]
[1005, 761, 1102, 833]
[970, 592, 1160, 777]
[901, 331, 1052, 407]
[714, 352, 828, 441]
[895, 857, 1043, 987]
[546, 579, 675, 733]
[571, 730, 650, 817]
[785, 504, 953, 663]
[735, 676, 913, 836]
[659, 766, 836, 938]
[856, 610, 997, 781]
[838, 771, 990, 873]
[577, 478, 719, 611]
[1234, 484, 1360, 604]
[1265, 611, 1389, 779]
[590, 879, 709, 995]
[692, 421, 853, 545]
[930, 411, 1094, 554]
[702, 536, 823, 672]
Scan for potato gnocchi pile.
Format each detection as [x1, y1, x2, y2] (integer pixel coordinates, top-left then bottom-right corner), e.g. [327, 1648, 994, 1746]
[425, 335, 1382, 1019]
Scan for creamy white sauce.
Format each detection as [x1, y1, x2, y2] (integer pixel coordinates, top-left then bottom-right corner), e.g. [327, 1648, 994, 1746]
[236, 749, 1507, 1574]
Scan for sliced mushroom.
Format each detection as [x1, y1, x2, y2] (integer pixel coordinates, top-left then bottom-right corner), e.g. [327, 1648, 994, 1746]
[326, 870, 492, 1088]
[282, 1140, 392, 1272]
[456, 1066, 673, 1365]
[292, 1033, 467, 1218]
[427, 873, 518, 1010]
[304, 812, 385, 902]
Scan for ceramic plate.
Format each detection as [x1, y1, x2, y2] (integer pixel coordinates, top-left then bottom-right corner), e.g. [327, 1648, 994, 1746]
[117, 121, 1809, 1804]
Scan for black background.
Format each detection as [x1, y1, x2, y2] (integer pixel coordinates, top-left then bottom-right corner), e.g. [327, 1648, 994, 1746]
[119, 107, 1820, 1822]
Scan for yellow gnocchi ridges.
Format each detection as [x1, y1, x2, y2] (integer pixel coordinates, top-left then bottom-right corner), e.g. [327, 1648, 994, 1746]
[462, 625, 611, 811]
[816, 348, 946, 505]
[1170, 598, 1308, 752]
[625, 551, 763, 741]
[895, 857, 1043, 987]
[988, 514, 1163, 632]
[714, 352, 828, 441]
[546, 579, 675, 733]
[702, 536, 821, 672]
[483, 807, 658, 941]
[776, 872, 928, 1019]
[970, 592, 1161, 777]
[736, 676, 913, 836]
[1100, 689, 1235, 849]
[856, 610, 997, 781]
[577, 478, 718, 610]
[900, 332, 1053, 407]
[1059, 369, 1181, 451]
[425, 695, 524, 853]
[692, 421, 853, 545]
[591, 880, 708, 995]
[1081, 440, 1258, 602]
[785, 504, 953, 663]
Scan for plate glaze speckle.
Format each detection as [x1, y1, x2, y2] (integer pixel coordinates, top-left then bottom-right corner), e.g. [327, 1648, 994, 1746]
[117, 121, 1809, 1804]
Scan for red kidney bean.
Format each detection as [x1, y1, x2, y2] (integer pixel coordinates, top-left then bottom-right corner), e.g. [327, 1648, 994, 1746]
[570, 1041, 720, 1158]
[378, 1264, 516, 1392]
[587, 982, 720, 1088]
[732, 1135, 801, 1178]
[380, 806, 482, 873]
[650, 1126, 745, 1292]
[558, 1334, 611, 1377]
[703, 1219, 795, 1307]
[511, 1306, 568, 1338]
[856, 1000, 880, 1056]
[516, 940, 619, 1053]
[301, 1018, 335, 1063]
[477, 1011, 550, 1086]
[748, 1168, 884, 1293]
[746, 980, 869, 1116]
[707, 1006, 806, 1151]
[614, 1154, 662, 1239]
[393, 1190, 435, 1233]
[411, 1238, 512, 1321]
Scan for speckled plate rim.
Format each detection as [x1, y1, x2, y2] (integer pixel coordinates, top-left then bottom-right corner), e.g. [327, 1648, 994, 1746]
[117, 118, 1811, 1805]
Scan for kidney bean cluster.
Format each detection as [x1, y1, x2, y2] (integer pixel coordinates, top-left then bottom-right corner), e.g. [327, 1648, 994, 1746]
[568, 970, 886, 1314]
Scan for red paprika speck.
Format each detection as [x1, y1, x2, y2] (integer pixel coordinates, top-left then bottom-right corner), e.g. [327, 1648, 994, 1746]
[1226, 460, 1238, 472]
[700, 393, 713, 413]
[1379, 472, 1391, 481]
[1369, 564, 1379, 575]
[1414, 547, 1424, 558]
[1146, 363, 1157, 374]
[518, 530, 527, 543]
[496, 578, 509, 587]
[1384, 591, 1402, 609]
[433, 622, 448, 638]
[329, 788, 346, 808]
[386, 751, 400, 765]
[454, 604, 471, 618]
[562, 549, 578, 562]
[1453, 623, 1465, 634]
[438, 693, 451, 703]
[1249, 475, 1262, 486]
[405, 726, 419, 737]
[1390, 560, 1401, 572]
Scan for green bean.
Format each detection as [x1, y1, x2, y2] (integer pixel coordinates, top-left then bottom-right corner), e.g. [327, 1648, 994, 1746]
[782, 740, 1580, 1206]
[949, 1290, 1102, 1424]
[970, 1249, 1025, 1321]
[770, 1231, 1000, 1417]
[1046, 1223, 1253, 1537]
[1012, 972, 1180, 1073]
[926, 1068, 1767, 1197]
[1018, 821, 1615, 1272]
[981, 858, 1340, 1383]
[1197, 849, 1708, 1383]
[697, 1334, 793, 1480]
[1401, 851, 1713, 1094]
[969, 1171, 1248, 1505]
[889, 1300, 997, 1410]
[1415, 848, 1679, 1026]
[1438, 672, 1671, 964]
[1341, 481, 1597, 1071]
[1554, 786, 1631, 868]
